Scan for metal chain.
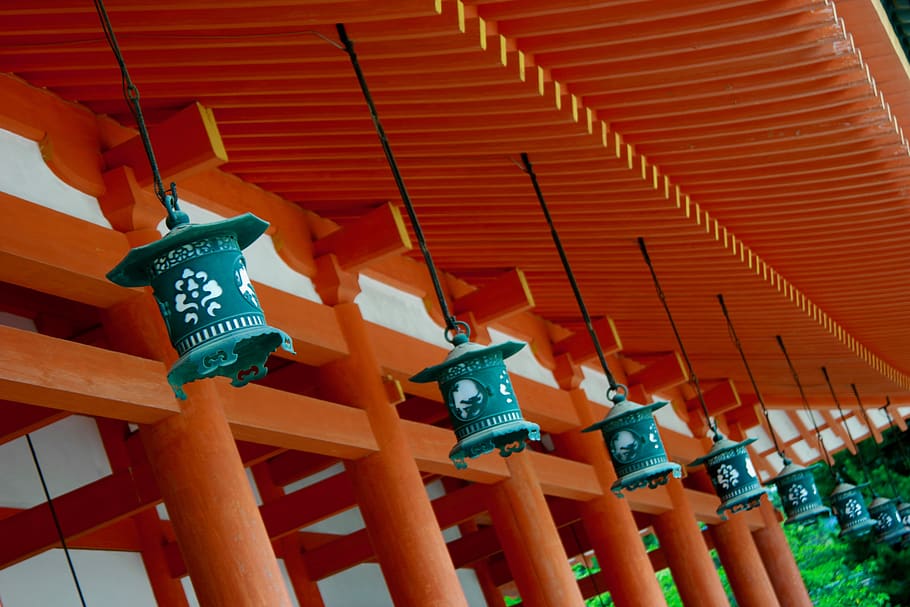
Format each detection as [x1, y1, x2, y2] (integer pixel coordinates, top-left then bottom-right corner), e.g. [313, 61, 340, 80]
[717, 294, 785, 458]
[93, 0, 182, 225]
[637, 237, 717, 434]
[337, 23, 461, 339]
[519, 153, 622, 398]
[851, 384, 898, 496]
[881, 398, 910, 468]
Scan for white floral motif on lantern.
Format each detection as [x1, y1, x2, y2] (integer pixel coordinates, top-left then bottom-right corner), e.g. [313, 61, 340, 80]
[235, 262, 259, 307]
[787, 484, 809, 505]
[845, 498, 862, 519]
[174, 268, 223, 325]
[744, 457, 757, 478]
[875, 512, 893, 531]
[715, 463, 740, 489]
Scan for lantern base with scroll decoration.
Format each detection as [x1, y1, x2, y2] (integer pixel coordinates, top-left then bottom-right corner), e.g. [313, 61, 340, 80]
[868, 497, 910, 546]
[829, 482, 877, 538]
[107, 213, 294, 399]
[582, 394, 681, 497]
[410, 333, 540, 469]
[689, 434, 767, 520]
[769, 458, 831, 525]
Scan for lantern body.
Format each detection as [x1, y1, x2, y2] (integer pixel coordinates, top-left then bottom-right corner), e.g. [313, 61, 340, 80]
[868, 497, 910, 545]
[107, 214, 294, 399]
[898, 500, 910, 528]
[410, 335, 540, 469]
[829, 482, 877, 538]
[689, 435, 766, 519]
[582, 398, 681, 497]
[770, 460, 831, 525]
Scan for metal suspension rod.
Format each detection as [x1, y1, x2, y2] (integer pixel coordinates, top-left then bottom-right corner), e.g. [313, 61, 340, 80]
[851, 384, 899, 497]
[821, 366, 873, 488]
[337, 23, 459, 336]
[774, 335, 837, 478]
[519, 153, 620, 397]
[717, 294, 785, 458]
[93, 0, 181, 226]
[637, 238, 717, 434]
[26, 435, 87, 606]
[881, 398, 910, 468]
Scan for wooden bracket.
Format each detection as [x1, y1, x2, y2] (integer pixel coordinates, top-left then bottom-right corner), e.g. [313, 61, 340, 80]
[313, 202, 412, 271]
[552, 317, 621, 364]
[685, 378, 741, 417]
[452, 268, 535, 326]
[103, 102, 227, 188]
[625, 351, 688, 395]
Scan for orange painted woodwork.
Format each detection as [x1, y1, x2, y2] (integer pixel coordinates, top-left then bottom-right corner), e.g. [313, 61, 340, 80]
[685, 378, 741, 416]
[318, 302, 469, 607]
[452, 268, 535, 325]
[312, 202, 412, 271]
[141, 380, 294, 607]
[486, 451, 586, 607]
[751, 499, 813, 607]
[625, 352, 689, 395]
[710, 513, 781, 607]
[552, 389, 668, 607]
[102, 102, 227, 189]
[651, 477, 729, 607]
[552, 317, 622, 364]
[0, 401, 68, 445]
[133, 510, 191, 607]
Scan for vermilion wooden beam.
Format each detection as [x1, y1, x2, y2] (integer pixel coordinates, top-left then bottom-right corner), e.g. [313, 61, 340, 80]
[685, 379, 741, 417]
[103, 103, 227, 190]
[625, 352, 689, 395]
[552, 317, 622, 363]
[452, 268, 535, 326]
[312, 202, 412, 271]
[260, 472, 356, 540]
[0, 401, 68, 445]
[266, 450, 339, 488]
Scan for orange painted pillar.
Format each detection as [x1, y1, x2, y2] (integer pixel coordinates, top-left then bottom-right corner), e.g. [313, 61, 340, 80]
[251, 462, 326, 607]
[485, 451, 586, 607]
[318, 302, 468, 607]
[103, 295, 293, 607]
[751, 498, 812, 607]
[709, 514, 780, 607]
[651, 478, 729, 607]
[552, 389, 668, 607]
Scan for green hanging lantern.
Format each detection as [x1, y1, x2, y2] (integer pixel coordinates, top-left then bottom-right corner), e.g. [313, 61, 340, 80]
[829, 482, 877, 537]
[108, 213, 294, 399]
[769, 458, 831, 525]
[689, 434, 767, 519]
[582, 389, 681, 497]
[868, 497, 910, 545]
[898, 499, 910, 528]
[410, 330, 540, 469]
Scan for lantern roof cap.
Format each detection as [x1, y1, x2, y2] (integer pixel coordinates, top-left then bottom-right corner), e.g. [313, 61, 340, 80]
[869, 496, 893, 508]
[409, 338, 524, 383]
[831, 481, 868, 496]
[688, 433, 756, 467]
[108, 213, 269, 287]
[580, 397, 669, 433]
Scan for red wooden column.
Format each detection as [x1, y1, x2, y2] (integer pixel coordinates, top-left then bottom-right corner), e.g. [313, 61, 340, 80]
[103, 290, 294, 607]
[317, 301, 468, 607]
[552, 389, 667, 607]
[709, 514, 780, 607]
[751, 498, 812, 607]
[651, 477, 729, 607]
[485, 451, 586, 607]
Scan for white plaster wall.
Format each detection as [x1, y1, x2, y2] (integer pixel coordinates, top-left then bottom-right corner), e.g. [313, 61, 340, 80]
[0, 128, 111, 228]
[0, 549, 157, 607]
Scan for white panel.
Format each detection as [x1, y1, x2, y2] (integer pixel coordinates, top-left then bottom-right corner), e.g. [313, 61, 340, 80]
[745, 424, 773, 454]
[0, 128, 111, 227]
[764, 450, 784, 474]
[845, 416, 869, 440]
[865, 408, 888, 431]
[285, 461, 345, 493]
[489, 328, 558, 388]
[0, 416, 112, 509]
[457, 568, 490, 607]
[651, 397, 694, 437]
[820, 428, 844, 450]
[791, 440, 820, 463]
[158, 201, 321, 303]
[303, 507, 365, 535]
[766, 410, 799, 442]
[0, 549, 157, 607]
[356, 274, 449, 347]
[318, 563, 394, 607]
[182, 558, 300, 607]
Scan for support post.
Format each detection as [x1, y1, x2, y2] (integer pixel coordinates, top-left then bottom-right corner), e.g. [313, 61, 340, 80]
[552, 389, 668, 607]
[651, 477, 729, 607]
[709, 513, 780, 607]
[750, 498, 812, 607]
[485, 451, 586, 607]
[317, 301, 469, 607]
